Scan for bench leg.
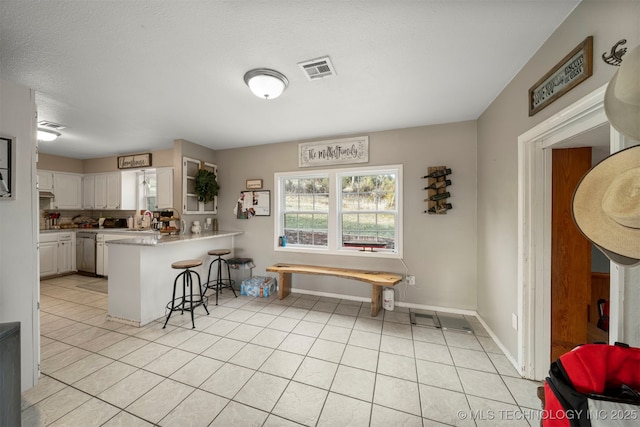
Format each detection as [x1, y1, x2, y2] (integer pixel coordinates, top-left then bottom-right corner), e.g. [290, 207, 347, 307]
[278, 272, 291, 300]
[371, 285, 383, 317]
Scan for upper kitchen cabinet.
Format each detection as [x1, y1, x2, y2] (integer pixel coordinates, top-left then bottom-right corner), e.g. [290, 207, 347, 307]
[95, 173, 121, 209]
[87, 172, 132, 210]
[182, 157, 217, 214]
[38, 171, 54, 191]
[155, 168, 173, 210]
[105, 173, 122, 209]
[52, 172, 82, 209]
[82, 175, 95, 209]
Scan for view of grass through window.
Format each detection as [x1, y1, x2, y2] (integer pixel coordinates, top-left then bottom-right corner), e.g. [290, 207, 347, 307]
[341, 173, 397, 249]
[282, 172, 397, 250]
[284, 177, 329, 246]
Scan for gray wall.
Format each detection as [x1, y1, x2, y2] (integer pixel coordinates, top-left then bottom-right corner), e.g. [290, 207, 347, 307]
[477, 0, 640, 357]
[216, 121, 478, 310]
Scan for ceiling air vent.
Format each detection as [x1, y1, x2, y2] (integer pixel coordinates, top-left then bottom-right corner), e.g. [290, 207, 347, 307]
[37, 120, 66, 130]
[298, 56, 336, 81]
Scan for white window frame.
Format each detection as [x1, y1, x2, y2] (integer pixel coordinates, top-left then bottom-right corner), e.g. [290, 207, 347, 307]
[274, 164, 403, 259]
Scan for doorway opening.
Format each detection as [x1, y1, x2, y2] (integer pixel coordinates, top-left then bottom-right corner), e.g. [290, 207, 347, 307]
[517, 84, 627, 380]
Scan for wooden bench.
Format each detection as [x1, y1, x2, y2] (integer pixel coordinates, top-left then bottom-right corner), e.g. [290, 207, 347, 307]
[266, 263, 403, 317]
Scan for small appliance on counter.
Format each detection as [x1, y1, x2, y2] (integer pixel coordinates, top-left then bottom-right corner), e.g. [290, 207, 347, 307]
[102, 218, 128, 228]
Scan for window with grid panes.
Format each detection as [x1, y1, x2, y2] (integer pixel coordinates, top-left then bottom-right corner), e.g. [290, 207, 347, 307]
[282, 176, 329, 246]
[275, 165, 402, 258]
[338, 170, 398, 250]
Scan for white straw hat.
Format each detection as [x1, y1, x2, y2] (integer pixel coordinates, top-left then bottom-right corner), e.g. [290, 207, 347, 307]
[604, 44, 640, 142]
[572, 145, 640, 266]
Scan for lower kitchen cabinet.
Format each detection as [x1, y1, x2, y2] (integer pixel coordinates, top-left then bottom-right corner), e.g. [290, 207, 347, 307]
[39, 241, 58, 277]
[39, 232, 76, 278]
[96, 234, 131, 276]
[58, 234, 75, 273]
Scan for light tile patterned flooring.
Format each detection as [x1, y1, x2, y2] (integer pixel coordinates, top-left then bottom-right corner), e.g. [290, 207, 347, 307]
[22, 274, 542, 426]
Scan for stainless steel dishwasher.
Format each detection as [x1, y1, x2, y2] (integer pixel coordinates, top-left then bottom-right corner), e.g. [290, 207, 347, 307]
[76, 231, 96, 275]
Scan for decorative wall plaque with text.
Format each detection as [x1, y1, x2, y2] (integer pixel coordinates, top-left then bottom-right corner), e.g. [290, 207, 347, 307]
[117, 153, 152, 169]
[529, 36, 593, 116]
[299, 136, 369, 167]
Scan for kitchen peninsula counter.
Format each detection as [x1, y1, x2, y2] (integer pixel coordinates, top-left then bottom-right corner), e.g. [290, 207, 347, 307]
[107, 230, 242, 326]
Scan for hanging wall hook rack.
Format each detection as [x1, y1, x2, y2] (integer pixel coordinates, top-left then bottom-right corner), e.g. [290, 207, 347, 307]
[602, 39, 627, 66]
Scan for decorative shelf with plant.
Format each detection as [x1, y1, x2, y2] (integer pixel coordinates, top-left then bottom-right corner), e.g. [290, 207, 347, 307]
[195, 169, 219, 203]
[182, 157, 218, 214]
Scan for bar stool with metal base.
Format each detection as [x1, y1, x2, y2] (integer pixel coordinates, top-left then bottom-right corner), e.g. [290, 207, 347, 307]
[203, 249, 237, 305]
[163, 259, 209, 329]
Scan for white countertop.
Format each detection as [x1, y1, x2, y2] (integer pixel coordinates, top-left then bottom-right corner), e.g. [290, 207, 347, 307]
[39, 228, 156, 234]
[107, 230, 242, 246]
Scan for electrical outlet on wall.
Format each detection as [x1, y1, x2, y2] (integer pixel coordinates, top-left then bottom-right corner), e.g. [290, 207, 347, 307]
[407, 275, 416, 286]
[512, 313, 518, 331]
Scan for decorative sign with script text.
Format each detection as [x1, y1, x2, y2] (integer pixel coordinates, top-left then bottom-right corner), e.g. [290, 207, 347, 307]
[529, 36, 593, 116]
[117, 153, 152, 169]
[299, 136, 369, 167]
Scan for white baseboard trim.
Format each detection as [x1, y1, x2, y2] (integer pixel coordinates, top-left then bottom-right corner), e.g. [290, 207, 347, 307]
[395, 300, 477, 317]
[290, 288, 476, 316]
[474, 313, 522, 376]
[290, 287, 522, 376]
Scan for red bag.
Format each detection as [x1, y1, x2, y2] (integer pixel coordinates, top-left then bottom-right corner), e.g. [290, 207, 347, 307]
[543, 343, 640, 426]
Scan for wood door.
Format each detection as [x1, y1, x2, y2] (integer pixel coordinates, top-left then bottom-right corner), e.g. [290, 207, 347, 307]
[551, 147, 592, 361]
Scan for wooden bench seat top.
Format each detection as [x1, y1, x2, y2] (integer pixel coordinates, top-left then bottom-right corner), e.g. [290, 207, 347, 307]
[266, 263, 402, 287]
[266, 263, 403, 317]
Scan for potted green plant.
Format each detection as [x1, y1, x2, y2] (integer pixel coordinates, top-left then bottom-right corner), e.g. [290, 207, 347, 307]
[194, 169, 219, 203]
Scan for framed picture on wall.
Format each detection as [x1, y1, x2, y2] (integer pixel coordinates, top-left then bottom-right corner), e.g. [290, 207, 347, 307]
[0, 135, 14, 199]
[240, 190, 270, 216]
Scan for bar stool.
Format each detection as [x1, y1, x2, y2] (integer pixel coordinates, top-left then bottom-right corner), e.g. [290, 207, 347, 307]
[203, 249, 237, 305]
[163, 259, 209, 329]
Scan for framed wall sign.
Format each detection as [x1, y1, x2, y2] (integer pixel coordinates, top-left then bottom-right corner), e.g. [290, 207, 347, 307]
[246, 179, 263, 189]
[529, 36, 593, 116]
[0, 135, 14, 200]
[299, 136, 369, 167]
[117, 153, 152, 169]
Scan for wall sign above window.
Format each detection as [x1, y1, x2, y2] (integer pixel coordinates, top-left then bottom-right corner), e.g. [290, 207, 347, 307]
[529, 36, 593, 116]
[299, 136, 369, 168]
[118, 153, 152, 169]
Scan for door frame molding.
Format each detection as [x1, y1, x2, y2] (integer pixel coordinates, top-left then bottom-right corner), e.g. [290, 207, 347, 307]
[517, 84, 626, 380]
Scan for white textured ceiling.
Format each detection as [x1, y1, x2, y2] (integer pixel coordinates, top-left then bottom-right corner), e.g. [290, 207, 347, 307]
[0, 1, 580, 159]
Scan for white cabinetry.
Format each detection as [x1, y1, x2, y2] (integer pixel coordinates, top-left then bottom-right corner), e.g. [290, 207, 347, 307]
[39, 232, 76, 278]
[96, 233, 131, 276]
[94, 172, 122, 209]
[57, 232, 76, 273]
[182, 157, 217, 214]
[155, 168, 173, 210]
[94, 174, 107, 209]
[82, 175, 95, 209]
[38, 171, 54, 191]
[52, 173, 82, 209]
[106, 173, 121, 209]
[39, 234, 58, 278]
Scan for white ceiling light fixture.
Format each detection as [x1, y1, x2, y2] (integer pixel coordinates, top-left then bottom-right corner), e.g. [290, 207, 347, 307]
[244, 68, 289, 100]
[37, 128, 61, 141]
